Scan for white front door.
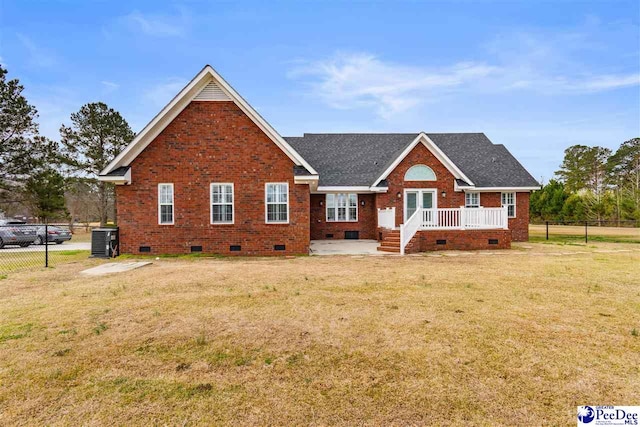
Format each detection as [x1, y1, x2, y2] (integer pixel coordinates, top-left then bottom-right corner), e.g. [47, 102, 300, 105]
[404, 189, 437, 222]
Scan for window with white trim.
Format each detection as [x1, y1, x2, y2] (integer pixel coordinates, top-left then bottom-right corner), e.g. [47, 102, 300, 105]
[211, 183, 233, 224]
[158, 183, 174, 224]
[501, 192, 516, 217]
[404, 164, 436, 181]
[465, 192, 480, 208]
[266, 183, 288, 223]
[326, 193, 358, 222]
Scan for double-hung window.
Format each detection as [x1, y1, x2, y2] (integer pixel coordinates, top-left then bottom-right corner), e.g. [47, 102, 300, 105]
[501, 192, 516, 217]
[326, 193, 357, 222]
[266, 183, 289, 223]
[211, 183, 234, 224]
[158, 183, 174, 225]
[465, 192, 480, 208]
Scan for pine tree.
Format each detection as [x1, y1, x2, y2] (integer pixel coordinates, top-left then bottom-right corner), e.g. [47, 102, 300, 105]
[58, 103, 135, 226]
[23, 168, 68, 221]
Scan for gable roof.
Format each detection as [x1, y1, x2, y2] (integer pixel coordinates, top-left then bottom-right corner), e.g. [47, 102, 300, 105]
[284, 134, 417, 187]
[286, 133, 539, 189]
[100, 65, 317, 178]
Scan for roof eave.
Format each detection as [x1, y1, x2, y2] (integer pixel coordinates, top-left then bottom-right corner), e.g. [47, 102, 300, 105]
[469, 186, 541, 192]
[314, 185, 388, 194]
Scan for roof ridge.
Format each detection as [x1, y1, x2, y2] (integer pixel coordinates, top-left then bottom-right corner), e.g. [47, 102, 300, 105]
[426, 132, 487, 135]
[302, 132, 419, 136]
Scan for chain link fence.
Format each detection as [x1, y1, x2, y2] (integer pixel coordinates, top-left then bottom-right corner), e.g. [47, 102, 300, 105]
[529, 220, 640, 244]
[0, 223, 89, 275]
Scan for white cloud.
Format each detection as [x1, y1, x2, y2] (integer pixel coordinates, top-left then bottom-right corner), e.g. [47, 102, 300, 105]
[16, 33, 57, 68]
[289, 24, 639, 118]
[577, 74, 640, 91]
[121, 9, 190, 37]
[144, 78, 187, 107]
[289, 53, 498, 118]
[100, 81, 120, 93]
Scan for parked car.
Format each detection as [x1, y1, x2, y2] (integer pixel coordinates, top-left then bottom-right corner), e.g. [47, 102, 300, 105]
[34, 225, 72, 245]
[0, 219, 36, 249]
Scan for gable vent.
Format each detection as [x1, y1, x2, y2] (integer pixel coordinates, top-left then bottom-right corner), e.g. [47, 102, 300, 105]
[193, 80, 231, 101]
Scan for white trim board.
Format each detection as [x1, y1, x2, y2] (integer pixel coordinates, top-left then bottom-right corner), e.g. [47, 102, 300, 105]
[454, 179, 540, 193]
[372, 133, 474, 188]
[100, 65, 317, 178]
[457, 186, 540, 192]
[98, 168, 131, 185]
[314, 186, 388, 194]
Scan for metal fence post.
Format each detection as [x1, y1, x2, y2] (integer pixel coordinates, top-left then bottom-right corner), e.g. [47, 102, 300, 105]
[584, 221, 588, 244]
[45, 223, 48, 268]
[546, 221, 549, 240]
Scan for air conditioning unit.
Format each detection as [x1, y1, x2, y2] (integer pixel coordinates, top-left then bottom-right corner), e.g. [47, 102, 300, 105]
[91, 228, 119, 258]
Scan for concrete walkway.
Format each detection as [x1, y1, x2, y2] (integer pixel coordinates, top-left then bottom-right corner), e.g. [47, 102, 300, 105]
[81, 261, 152, 276]
[310, 239, 386, 256]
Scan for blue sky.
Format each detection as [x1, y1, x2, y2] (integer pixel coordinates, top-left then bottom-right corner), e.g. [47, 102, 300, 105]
[1, 1, 638, 182]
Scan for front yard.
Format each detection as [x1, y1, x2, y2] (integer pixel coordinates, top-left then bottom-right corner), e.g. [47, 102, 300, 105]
[0, 242, 638, 425]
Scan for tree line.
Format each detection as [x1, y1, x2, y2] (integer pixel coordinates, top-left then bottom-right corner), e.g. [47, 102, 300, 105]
[0, 65, 134, 226]
[530, 139, 640, 224]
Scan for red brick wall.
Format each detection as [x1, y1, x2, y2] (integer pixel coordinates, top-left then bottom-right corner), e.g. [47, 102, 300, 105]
[310, 194, 376, 240]
[374, 143, 464, 225]
[372, 142, 531, 242]
[472, 192, 530, 242]
[116, 101, 310, 256]
[510, 192, 530, 241]
[413, 229, 512, 252]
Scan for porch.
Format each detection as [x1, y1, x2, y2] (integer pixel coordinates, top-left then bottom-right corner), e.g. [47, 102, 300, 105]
[377, 206, 510, 254]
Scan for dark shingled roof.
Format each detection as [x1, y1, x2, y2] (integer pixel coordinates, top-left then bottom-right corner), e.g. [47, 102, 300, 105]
[103, 166, 129, 177]
[286, 134, 417, 186]
[285, 133, 539, 188]
[293, 165, 314, 176]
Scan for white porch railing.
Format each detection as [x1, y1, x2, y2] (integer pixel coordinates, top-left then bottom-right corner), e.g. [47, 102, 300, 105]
[399, 206, 509, 255]
[399, 208, 422, 255]
[421, 206, 509, 230]
[377, 207, 396, 229]
[460, 207, 509, 230]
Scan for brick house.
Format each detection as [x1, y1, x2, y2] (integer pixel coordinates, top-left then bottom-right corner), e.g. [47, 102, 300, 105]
[99, 65, 540, 255]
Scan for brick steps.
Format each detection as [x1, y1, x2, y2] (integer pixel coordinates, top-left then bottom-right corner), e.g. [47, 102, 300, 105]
[377, 230, 401, 253]
[378, 244, 400, 253]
